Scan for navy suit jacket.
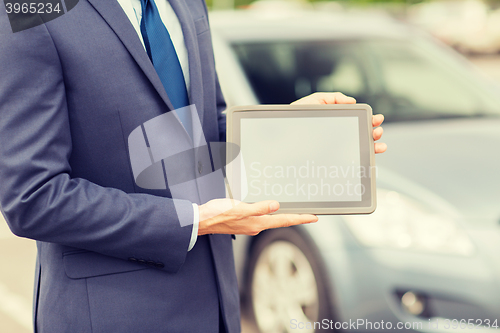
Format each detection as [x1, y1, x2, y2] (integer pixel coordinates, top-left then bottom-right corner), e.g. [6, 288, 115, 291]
[0, 0, 239, 332]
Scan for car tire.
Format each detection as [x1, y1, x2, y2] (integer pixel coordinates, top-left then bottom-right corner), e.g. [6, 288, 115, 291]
[245, 227, 335, 333]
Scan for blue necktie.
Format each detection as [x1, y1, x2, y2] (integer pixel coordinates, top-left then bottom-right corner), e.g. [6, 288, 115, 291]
[140, 0, 192, 137]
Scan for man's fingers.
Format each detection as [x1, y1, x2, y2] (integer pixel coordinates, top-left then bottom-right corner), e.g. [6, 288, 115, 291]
[291, 92, 356, 105]
[315, 92, 356, 104]
[261, 213, 319, 229]
[375, 142, 387, 154]
[372, 114, 384, 127]
[372, 115, 386, 153]
[373, 126, 383, 141]
[203, 201, 318, 235]
[237, 200, 280, 217]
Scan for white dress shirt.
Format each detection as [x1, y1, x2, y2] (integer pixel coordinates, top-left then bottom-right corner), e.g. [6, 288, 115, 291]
[117, 0, 199, 251]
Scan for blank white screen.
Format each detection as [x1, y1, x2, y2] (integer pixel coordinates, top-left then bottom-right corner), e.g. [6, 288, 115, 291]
[240, 117, 362, 202]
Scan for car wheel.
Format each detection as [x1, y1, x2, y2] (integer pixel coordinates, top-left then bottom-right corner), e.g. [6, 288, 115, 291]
[245, 227, 334, 333]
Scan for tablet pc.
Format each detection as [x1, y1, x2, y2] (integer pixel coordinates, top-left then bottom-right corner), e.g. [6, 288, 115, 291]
[226, 104, 376, 215]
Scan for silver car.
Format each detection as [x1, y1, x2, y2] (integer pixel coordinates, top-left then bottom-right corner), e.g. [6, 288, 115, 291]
[210, 8, 500, 333]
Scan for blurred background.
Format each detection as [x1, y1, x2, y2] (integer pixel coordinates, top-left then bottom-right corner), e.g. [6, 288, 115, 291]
[2, 0, 500, 332]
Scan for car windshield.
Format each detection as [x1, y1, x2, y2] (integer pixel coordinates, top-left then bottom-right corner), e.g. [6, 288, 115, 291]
[232, 38, 500, 122]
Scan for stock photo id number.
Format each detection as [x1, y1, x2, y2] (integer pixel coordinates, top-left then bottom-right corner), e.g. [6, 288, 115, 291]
[2, 0, 78, 33]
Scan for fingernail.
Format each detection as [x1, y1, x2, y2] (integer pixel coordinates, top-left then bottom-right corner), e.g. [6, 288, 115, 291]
[269, 202, 280, 212]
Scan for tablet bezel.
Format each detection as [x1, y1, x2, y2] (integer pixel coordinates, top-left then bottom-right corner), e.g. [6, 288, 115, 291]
[226, 104, 376, 215]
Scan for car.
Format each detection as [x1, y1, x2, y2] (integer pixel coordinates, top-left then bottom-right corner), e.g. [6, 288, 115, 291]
[209, 6, 500, 333]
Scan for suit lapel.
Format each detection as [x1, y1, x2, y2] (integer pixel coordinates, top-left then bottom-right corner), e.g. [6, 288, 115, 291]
[87, 0, 176, 111]
[168, 0, 205, 128]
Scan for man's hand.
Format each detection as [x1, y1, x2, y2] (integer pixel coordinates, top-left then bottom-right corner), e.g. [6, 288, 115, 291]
[198, 199, 318, 236]
[198, 92, 384, 236]
[291, 92, 387, 154]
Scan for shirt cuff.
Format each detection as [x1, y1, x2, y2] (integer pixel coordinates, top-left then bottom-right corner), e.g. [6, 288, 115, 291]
[188, 203, 199, 251]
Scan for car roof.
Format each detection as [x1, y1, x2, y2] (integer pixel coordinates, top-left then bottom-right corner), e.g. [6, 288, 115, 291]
[209, 9, 417, 43]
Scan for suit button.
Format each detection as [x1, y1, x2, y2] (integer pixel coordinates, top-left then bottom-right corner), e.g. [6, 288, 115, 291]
[197, 161, 203, 174]
[154, 262, 165, 269]
[128, 257, 138, 263]
[138, 259, 146, 265]
[146, 260, 156, 267]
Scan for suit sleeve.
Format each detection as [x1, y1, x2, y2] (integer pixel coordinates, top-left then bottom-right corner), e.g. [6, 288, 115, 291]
[0, 24, 193, 273]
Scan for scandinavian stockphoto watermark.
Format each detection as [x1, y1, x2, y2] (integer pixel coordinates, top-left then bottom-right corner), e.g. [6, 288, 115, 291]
[247, 161, 376, 202]
[127, 105, 376, 226]
[290, 319, 423, 331]
[127, 105, 239, 227]
[290, 318, 499, 330]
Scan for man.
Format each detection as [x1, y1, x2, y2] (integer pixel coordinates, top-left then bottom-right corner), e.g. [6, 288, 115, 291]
[0, 0, 386, 332]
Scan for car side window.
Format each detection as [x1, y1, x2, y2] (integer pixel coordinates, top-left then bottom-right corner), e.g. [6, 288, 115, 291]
[232, 41, 370, 104]
[366, 39, 500, 121]
[318, 56, 365, 98]
[232, 38, 500, 121]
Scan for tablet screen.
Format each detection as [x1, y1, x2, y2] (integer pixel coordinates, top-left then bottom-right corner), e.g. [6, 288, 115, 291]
[227, 105, 376, 214]
[240, 116, 363, 203]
